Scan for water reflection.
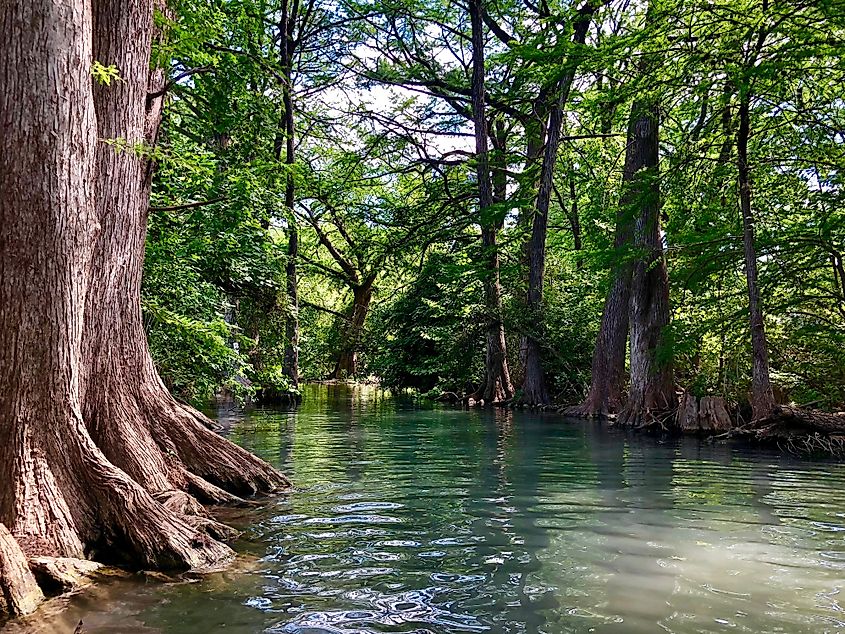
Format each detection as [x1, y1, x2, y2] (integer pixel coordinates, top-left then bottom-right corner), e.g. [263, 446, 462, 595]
[7, 384, 845, 633]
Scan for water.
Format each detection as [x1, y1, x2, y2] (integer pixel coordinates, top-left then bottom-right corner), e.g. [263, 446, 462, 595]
[8, 385, 845, 633]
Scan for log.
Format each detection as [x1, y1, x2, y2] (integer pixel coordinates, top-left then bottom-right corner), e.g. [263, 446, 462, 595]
[0, 524, 44, 618]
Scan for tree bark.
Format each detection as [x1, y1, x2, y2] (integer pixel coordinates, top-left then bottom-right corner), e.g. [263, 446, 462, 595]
[0, 0, 286, 614]
[0, 524, 43, 618]
[469, 0, 514, 404]
[737, 90, 776, 420]
[617, 100, 675, 426]
[84, 0, 287, 497]
[331, 279, 374, 378]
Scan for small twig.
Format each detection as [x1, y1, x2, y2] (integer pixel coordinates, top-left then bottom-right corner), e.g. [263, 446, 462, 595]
[147, 66, 214, 101]
[149, 196, 226, 212]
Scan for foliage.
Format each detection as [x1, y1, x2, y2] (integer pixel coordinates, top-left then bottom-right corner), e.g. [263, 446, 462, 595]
[143, 0, 845, 410]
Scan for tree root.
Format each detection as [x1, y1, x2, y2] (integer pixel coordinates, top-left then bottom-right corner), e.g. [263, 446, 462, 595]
[560, 402, 614, 419]
[615, 406, 674, 432]
[0, 524, 44, 618]
[714, 405, 845, 457]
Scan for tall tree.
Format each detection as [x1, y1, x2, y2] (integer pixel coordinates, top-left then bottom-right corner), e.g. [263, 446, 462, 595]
[735, 69, 775, 421]
[616, 99, 675, 425]
[278, 0, 301, 387]
[520, 1, 600, 406]
[0, 0, 286, 614]
[469, 0, 514, 403]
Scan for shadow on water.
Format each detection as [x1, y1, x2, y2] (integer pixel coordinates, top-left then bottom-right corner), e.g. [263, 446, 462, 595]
[6, 384, 845, 633]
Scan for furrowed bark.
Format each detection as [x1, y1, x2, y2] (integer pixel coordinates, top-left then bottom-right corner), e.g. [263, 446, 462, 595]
[0, 524, 43, 618]
[617, 100, 675, 427]
[84, 0, 287, 496]
[1, 0, 286, 616]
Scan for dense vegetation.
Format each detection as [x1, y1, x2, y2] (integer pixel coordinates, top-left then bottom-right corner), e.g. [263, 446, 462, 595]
[146, 0, 844, 419]
[1, 0, 844, 620]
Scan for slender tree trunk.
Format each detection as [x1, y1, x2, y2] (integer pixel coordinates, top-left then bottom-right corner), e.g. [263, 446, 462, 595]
[617, 101, 675, 426]
[519, 3, 596, 406]
[737, 91, 776, 420]
[1, 1, 286, 615]
[469, 0, 513, 403]
[332, 279, 374, 378]
[283, 225, 300, 386]
[279, 0, 300, 387]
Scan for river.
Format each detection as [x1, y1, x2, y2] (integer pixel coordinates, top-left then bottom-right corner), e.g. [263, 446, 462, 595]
[8, 384, 845, 633]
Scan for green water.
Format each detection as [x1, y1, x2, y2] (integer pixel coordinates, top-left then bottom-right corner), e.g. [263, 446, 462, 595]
[11, 385, 845, 633]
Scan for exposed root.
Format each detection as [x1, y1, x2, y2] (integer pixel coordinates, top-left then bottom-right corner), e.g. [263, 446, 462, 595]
[180, 516, 240, 543]
[0, 524, 44, 618]
[155, 490, 208, 518]
[183, 471, 250, 507]
[150, 398, 290, 497]
[712, 405, 845, 457]
[27, 557, 101, 595]
[615, 406, 674, 432]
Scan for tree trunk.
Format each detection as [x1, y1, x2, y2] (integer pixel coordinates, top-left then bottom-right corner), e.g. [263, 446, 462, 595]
[519, 7, 595, 406]
[469, 0, 513, 404]
[279, 1, 300, 387]
[0, 0, 286, 614]
[567, 126, 638, 418]
[282, 225, 300, 386]
[617, 100, 675, 426]
[737, 91, 776, 420]
[331, 280, 374, 378]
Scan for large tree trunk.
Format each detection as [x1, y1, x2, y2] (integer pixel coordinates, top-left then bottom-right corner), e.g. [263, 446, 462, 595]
[469, 0, 514, 404]
[0, 0, 286, 617]
[331, 279, 374, 378]
[737, 91, 776, 421]
[617, 101, 675, 427]
[566, 257, 632, 418]
[567, 124, 637, 418]
[84, 0, 286, 498]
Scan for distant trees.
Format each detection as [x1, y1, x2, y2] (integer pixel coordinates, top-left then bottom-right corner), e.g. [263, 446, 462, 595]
[142, 0, 844, 416]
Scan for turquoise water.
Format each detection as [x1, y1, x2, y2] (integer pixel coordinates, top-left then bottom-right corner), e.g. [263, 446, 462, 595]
[9, 385, 845, 633]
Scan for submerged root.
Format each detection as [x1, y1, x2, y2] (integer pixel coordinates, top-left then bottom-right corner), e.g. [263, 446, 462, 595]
[561, 402, 613, 419]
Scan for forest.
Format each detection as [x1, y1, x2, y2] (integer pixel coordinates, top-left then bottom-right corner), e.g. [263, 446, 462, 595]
[142, 0, 844, 425]
[1, 0, 844, 627]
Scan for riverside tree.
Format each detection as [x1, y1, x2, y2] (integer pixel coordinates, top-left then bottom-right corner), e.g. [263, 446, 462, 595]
[0, 0, 286, 616]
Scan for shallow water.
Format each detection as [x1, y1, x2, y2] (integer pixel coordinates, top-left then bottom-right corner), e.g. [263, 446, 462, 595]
[8, 384, 845, 633]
